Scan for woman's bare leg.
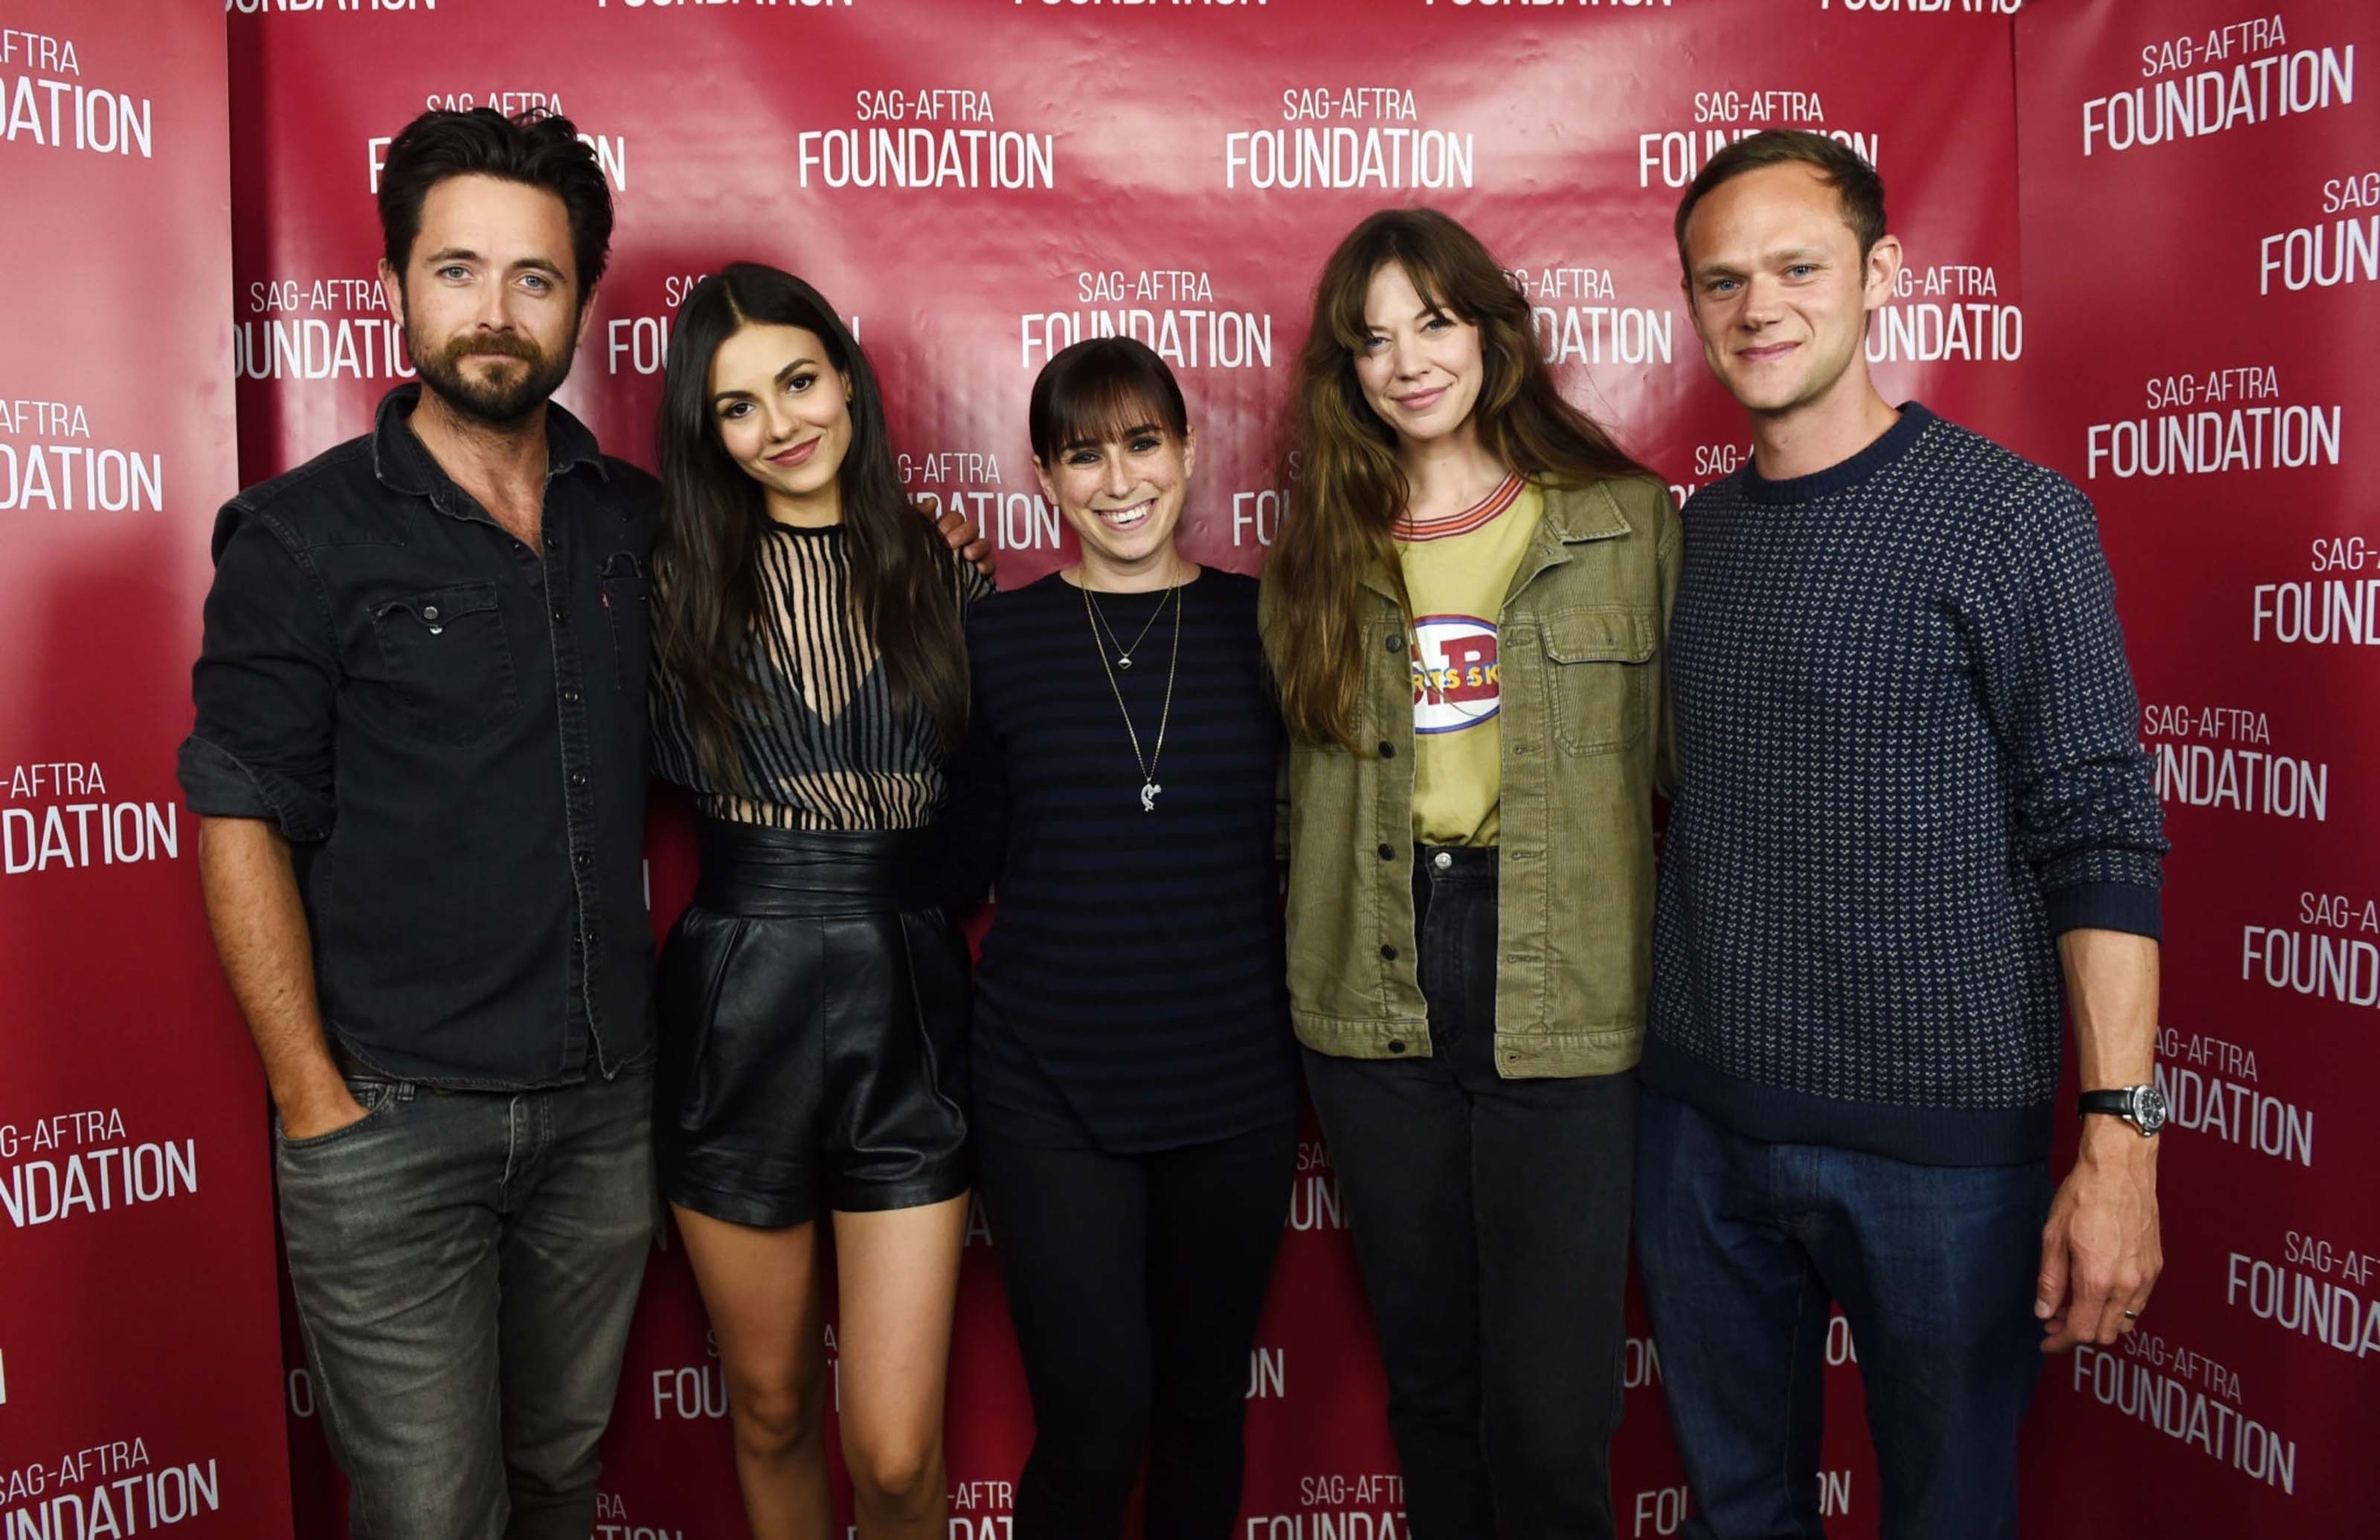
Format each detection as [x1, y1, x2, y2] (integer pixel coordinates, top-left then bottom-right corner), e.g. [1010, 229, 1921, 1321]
[673, 1204, 834, 1539]
[830, 1196, 971, 1538]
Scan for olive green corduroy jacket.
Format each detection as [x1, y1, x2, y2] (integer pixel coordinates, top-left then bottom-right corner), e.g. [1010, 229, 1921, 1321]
[1258, 474, 1679, 1078]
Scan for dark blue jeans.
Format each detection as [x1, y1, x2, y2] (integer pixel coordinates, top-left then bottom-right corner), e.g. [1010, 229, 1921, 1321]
[1633, 1091, 2050, 1540]
[276, 1066, 655, 1539]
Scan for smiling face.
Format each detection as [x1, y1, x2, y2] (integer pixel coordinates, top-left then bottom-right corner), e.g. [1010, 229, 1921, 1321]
[1352, 261, 1487, 455]
[705, 321, 854, 518]
[1681, 161, 1901, 421]
[1035, 413, 1196, 583]
[381, 173, 584, 425]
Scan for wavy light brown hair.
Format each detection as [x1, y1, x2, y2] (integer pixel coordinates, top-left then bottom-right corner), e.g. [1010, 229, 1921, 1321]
[1267, 207, 1646, 748]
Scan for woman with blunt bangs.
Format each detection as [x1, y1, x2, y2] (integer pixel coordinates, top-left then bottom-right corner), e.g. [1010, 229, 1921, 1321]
[649, 261, 989, 1540]
[945, 337, 1299, 1538]
[1258, 208, 1679, 1539]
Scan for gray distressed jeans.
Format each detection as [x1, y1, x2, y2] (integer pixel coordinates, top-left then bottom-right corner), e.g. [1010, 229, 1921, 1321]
[276, 1064, 655, 1539]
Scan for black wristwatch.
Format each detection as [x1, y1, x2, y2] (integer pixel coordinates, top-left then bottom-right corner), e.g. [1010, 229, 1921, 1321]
[2079, 1084, 2167, 1137]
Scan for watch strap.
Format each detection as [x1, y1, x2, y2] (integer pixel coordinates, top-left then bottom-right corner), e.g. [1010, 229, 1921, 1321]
[2079, 1085, 2165, 1135]
[2077, 1089, 2138, 1119]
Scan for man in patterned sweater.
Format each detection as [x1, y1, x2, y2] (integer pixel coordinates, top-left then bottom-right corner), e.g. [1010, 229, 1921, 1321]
[1635, 130, 2170, 1540]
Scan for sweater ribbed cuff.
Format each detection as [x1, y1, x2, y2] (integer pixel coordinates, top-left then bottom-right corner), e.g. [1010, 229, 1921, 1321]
[2045, 881, 2162, 941]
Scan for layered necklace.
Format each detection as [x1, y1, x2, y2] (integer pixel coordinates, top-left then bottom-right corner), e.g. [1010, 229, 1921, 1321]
[1081, 573, 1185, 814]
[1086, 584, 1168, 671]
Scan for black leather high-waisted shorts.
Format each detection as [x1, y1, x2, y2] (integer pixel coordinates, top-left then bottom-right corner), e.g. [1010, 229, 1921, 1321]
[655, 819, 971, 1228]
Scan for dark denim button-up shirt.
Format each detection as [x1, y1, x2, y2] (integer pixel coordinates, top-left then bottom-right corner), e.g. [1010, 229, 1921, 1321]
[178, 384, 656, 1089]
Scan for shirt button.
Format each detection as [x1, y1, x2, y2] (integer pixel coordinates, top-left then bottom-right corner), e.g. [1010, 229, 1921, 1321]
[1378, 741, 1395, 758]
[570, 771, 588, 787]
[1377, 843, 1395, 861]
[544, 532, 559, 550]
[1432, 851, 1453, 872]
[1386, 634, 1403, 652]
[562, 688, 581, 705]
[573, 851, 592, 870]
[552, 606, 567, 623]
[1380, 944, 1398, 961]
[422, 605, 440, 622]
[1386, 1040, 1407, 1054]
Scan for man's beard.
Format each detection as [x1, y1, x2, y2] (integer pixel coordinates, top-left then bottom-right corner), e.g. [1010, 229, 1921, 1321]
[408, 320, 577, 426]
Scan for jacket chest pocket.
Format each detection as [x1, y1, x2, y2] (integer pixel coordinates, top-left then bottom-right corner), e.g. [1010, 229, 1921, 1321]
[370, 581, 521, 746]
[1541, 607, 1654, 757]
[599, 551, 651, 697]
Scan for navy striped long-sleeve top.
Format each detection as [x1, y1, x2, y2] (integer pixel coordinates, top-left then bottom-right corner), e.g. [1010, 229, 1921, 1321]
[946, 568, 1299, 1153]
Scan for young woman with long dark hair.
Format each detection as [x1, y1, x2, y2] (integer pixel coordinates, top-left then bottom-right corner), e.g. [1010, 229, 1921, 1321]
[946, 337, 1299, 1538]
[1258, 210, 1679, 1539]
[648, 262, 986, 1540]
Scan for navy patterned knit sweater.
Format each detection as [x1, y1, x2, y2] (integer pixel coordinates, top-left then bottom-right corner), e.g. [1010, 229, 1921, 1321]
[1644, 405, 2168, 1166]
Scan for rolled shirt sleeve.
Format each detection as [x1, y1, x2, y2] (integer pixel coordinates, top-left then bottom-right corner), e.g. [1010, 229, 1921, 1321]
[177, 508, 339, 842]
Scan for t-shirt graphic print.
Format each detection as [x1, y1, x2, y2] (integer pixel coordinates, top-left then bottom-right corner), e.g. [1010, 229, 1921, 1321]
[1394, 474, 1543, 847]
[1410, 613, 1502, 733]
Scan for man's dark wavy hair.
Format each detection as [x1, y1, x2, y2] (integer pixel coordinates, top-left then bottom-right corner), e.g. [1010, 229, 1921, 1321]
[377, 107, 614, 294]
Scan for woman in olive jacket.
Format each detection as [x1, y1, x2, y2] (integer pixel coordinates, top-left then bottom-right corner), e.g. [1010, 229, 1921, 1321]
[1258, 207, 1677, 1540]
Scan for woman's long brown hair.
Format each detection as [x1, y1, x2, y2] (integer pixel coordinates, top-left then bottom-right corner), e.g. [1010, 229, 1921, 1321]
[1267, 208, 1647, 748]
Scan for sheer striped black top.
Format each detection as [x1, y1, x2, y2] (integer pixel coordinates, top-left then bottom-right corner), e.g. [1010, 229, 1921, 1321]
[945, 570, 1299, 1153]
[649, 523, 991, 831]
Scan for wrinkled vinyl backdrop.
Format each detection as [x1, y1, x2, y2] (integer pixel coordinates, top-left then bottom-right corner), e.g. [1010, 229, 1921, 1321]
[2, 1, 2370, 1536]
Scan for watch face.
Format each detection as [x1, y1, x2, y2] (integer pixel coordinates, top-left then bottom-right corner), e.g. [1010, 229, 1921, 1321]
[2134, 1084, 2169, 1134]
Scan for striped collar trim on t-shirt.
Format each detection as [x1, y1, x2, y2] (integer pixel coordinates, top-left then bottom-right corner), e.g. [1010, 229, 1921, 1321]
[1394, 471, 1526, 543]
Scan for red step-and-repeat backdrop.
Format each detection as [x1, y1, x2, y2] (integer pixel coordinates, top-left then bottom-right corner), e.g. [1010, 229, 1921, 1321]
[2012, 1, 2379, 1536]
[4, 0, 2371, 1536]
[0, 0, 297, 1536]
[222, 3, 2024, 1535]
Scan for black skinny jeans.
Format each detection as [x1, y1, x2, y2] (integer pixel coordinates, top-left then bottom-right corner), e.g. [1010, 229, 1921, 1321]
[979, 1119, 1296, 1539]
[1302, 845, 1638, 1540]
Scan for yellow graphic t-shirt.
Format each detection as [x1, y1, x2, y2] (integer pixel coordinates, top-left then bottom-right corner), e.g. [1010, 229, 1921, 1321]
[1395, 474, 1543, 847]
